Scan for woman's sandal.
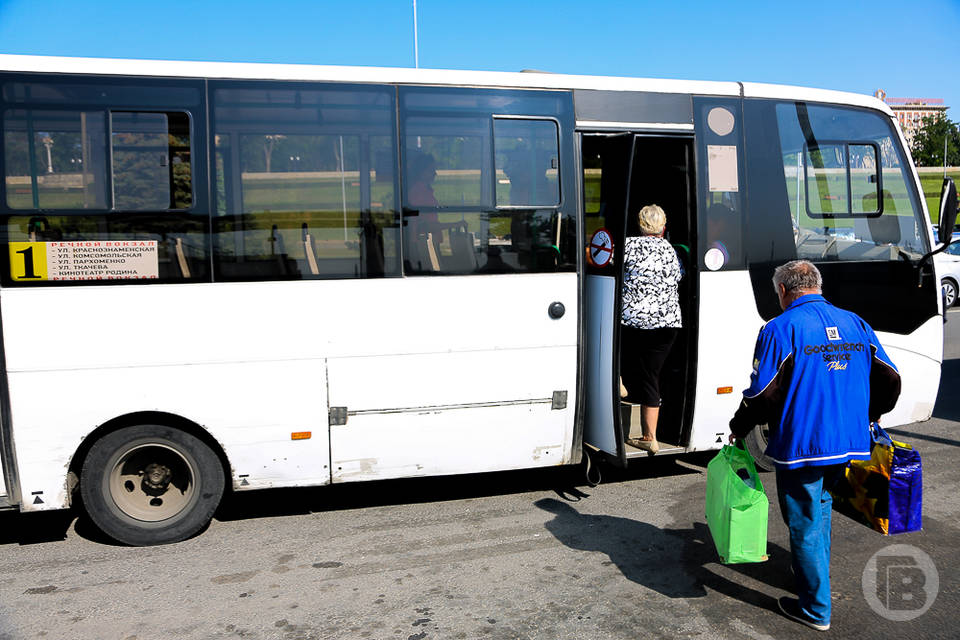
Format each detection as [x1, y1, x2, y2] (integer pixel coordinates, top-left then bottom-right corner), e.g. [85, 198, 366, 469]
[626, 437, 659, 454]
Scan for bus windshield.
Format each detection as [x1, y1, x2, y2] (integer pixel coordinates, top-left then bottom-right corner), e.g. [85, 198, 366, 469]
[774, 103, 927, 262]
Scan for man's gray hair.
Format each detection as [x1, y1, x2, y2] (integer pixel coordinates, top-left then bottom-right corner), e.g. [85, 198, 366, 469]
[773, 260, 822, 293]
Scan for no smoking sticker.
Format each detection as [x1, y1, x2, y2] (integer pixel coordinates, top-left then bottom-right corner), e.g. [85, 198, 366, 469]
[587, 228, 614, 268]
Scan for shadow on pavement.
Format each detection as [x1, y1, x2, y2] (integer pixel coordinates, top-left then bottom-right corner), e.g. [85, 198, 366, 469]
[535, 497, 793, 611]
[932, 358, 960, 422]
[0, 509, 75, 546]
[0, 454, 708, 546]
[214, 454, 704, 524]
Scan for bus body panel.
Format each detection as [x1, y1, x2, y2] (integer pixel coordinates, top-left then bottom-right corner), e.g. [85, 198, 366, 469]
[8, 359, 330, 511]
[1, 272, 577, 509]
[876, 315, 943, 426]
[687, 271, 764, 452]
[327, 274, 578, 481]
[687, 274, 942, 453]
[582, 274, 617, 455]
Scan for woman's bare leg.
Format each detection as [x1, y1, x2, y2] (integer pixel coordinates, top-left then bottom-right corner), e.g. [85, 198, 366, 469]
[641, 405, 659, 441]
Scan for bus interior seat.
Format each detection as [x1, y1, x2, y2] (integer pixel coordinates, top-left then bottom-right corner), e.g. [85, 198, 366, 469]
[445, 227, 479, 272]
[175, 237, 192, 278]
[413, 232, 441, 272]
[864, 190, 901, 246]
[303, 231, 321, 276]
[867, 213, 901, 246]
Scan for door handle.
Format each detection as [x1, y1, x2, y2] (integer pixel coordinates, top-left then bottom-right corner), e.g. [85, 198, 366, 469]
[548, 301, 565, 319]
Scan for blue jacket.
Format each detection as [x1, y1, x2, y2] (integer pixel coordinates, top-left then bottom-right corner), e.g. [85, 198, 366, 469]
[730, 294, 901, 469]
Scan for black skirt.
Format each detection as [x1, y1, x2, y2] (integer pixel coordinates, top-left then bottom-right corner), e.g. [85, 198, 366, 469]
[620, 325, 679, 406]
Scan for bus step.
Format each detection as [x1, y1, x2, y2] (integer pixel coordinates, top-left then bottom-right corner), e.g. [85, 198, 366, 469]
[624, 441, 684, 457]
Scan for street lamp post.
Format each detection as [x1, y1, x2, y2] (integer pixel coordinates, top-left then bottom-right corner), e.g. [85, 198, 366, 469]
[41, 135, 54, 173]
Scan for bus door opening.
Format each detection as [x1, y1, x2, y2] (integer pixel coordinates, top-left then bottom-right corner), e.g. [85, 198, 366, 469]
[618, 135, 696, 458]
[581, 133, 696, 464]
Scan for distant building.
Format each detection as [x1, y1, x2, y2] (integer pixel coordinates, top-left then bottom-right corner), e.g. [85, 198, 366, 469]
[874, 89, 949, 149]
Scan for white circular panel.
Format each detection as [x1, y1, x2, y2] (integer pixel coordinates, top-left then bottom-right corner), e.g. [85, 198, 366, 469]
[707, 107, 736, 137]
[704, 247, 725, 271]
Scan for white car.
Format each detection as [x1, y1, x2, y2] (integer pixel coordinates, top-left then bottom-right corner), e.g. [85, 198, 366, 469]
[936, 242, 960, 307]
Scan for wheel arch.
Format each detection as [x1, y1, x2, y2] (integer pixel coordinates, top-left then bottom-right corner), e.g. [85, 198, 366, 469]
[68, 411, 232, 496]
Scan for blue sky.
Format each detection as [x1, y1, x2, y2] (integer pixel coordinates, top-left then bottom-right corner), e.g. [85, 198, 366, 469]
[0, 0, 958, 116]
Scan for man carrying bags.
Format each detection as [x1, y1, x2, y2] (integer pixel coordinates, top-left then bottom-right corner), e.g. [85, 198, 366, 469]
[729, 260, 901, 631]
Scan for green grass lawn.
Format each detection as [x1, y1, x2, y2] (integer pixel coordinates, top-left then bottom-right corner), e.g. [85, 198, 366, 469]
[919, 170, 960, 222]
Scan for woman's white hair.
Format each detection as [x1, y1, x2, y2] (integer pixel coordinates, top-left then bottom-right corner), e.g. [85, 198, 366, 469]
[637, 204, 666, 235]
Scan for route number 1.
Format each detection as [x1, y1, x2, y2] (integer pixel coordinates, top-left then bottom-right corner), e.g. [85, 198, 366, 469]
[8, 242, 47, 281]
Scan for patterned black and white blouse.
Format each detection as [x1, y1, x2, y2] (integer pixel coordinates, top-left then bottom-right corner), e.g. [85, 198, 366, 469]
[620, 235, 683, 329]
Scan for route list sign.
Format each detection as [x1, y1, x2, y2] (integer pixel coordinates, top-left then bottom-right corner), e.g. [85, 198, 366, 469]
[9, 241, 160, 282]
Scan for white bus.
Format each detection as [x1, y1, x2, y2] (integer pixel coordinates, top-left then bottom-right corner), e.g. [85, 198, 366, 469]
[0, 55, 952, 545]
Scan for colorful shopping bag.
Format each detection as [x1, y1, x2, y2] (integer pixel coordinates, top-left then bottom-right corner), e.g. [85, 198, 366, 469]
[831, 423, 922, 535]
[705, 443, 769, 563]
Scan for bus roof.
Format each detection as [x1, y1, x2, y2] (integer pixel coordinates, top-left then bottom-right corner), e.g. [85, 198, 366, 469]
[0, 54, 892, 116]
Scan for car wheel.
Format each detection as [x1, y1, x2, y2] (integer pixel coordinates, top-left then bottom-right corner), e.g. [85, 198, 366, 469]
[942, 278, 957, 308]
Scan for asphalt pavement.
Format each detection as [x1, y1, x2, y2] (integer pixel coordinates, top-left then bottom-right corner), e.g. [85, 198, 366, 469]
[0, 314, 958, 639]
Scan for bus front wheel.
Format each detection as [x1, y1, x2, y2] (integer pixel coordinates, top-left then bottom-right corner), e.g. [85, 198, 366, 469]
[743, 424, 775, 472]
[80, 425, 225, 546]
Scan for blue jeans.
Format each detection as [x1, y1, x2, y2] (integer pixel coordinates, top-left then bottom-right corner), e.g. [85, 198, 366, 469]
[775, 464, 846, 625]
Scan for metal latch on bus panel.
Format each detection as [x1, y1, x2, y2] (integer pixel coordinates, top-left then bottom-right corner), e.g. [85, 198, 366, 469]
[552, 391, 567, 410]
[329, 407, 348, 426]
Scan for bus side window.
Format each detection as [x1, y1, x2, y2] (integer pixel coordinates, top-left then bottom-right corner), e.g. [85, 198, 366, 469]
[111, 111, 193, 211]
[211, 83, 401, 281]
[4, 108, 109, 210]
[2, 98, 207, 285]
[399, 87, 574, 276]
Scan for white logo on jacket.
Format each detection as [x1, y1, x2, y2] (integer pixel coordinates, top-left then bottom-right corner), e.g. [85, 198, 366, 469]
[826, 326, 841, 341]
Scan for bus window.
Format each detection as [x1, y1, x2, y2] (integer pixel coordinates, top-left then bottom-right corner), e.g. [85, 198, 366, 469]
[744, 99, 935, 333]
[112, 111, 192, 211]
[494, 118, 559, 208]
[4, 109, 108, 210]
[1, 89, 208, 286]
[580, 134, 631, 269]
[774, 103, 926, 262]
[400, 87, 574, 275]
[211, 83, 400, 281]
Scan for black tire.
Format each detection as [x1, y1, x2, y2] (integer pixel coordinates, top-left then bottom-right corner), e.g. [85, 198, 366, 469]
[743, 424, 775, 472]
[80, 425, 225, 546]
[942, 278, 957, 308]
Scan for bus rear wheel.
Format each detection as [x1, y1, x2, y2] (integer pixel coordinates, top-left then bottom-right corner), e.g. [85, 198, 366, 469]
[80, 425, 225, 546]
[743, 424, 775, 472]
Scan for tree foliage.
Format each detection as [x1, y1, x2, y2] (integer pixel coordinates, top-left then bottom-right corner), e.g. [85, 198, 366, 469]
[911, 114, 960, 167]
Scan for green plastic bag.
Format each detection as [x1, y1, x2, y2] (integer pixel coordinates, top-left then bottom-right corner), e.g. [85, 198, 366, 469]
[705, 443, 769, 563]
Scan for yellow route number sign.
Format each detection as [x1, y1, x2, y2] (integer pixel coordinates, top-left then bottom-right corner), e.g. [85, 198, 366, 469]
[9, 241, 160, 282]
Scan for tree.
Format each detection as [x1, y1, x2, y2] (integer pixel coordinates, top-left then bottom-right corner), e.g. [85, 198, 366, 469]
[911, 115, 960, 167]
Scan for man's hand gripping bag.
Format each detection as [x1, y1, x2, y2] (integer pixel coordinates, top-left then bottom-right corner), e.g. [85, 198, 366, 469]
[705, 443, 769, 563]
